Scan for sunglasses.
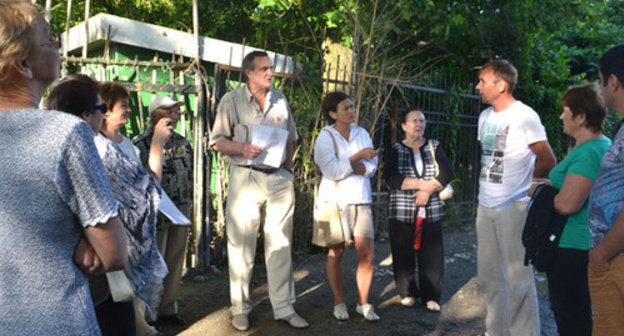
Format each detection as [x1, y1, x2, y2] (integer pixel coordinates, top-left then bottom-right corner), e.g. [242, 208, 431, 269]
[94, 103, 108, 113]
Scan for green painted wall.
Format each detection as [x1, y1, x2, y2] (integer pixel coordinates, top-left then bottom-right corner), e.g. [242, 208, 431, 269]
[70, 42, 198, 140]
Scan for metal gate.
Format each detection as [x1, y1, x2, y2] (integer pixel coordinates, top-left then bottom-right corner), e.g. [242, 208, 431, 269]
[381, 78, 483, 208]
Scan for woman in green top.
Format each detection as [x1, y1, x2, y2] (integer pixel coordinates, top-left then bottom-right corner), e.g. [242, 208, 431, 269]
[531, 83, 610, 335]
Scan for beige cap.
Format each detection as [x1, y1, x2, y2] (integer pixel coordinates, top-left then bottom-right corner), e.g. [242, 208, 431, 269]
[148, 95, 183, 115]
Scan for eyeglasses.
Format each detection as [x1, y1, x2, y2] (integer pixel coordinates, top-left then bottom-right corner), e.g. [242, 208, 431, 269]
[40, 33, 61, 49]
[94, 103, 108, 113]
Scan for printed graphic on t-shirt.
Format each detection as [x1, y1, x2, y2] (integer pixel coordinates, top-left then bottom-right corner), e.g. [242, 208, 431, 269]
[480, 123, 508, 184]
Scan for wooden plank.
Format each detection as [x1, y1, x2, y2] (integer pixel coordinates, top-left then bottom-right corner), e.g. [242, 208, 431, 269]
[217, 64, 298, 80]
[116, 82, 199, 94]
[62, 56, 192, 69]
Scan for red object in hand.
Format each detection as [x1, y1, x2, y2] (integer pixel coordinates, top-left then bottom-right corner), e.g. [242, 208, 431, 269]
[413, 209, 424, 250]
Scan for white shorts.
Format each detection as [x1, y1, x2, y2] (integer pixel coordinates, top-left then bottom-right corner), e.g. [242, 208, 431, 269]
[340, 204, 374, 239]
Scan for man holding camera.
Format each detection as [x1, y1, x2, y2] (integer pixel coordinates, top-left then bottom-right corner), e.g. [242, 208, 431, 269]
[134, 95, 194, 327]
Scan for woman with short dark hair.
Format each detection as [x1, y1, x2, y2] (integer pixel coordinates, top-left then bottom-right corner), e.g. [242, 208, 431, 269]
[314, 91, 380, 321]
[48, 74, 174, 336]
[100, 83, 141, 162]
[530, 83, 610, 335]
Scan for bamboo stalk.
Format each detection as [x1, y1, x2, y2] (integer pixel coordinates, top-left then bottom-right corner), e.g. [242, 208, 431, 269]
[237, 38, 246, 85]
[191, 0, 206, 272]
[44, 0, 51, 22]
[62, 0, 72, 77]
[180, 74, 188, 138]
[135, 64, 144, 133]
[100, 24, 110, 81]
[82, 0, 90, 58]
[335, 54, 340, 94]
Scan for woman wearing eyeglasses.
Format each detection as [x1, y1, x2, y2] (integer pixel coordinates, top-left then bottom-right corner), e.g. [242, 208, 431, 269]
[47, 74, 173, 336]
[383, 108, 453, 312]
[0, 3, 127, 334]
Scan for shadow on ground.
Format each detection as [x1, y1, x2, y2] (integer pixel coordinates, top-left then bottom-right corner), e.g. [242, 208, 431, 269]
[163, 226, 557, 336]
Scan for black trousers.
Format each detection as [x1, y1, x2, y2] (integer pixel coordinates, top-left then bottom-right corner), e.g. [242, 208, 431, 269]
[95, 295, 136, 336]
[388, 218, 444, 302]
[545, 247, 592, 336]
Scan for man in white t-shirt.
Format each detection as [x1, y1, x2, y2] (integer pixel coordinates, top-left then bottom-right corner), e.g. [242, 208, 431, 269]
[475, 60, 556, 336]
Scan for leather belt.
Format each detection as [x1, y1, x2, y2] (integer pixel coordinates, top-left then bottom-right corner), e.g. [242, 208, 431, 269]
[241, 165, 279, 174]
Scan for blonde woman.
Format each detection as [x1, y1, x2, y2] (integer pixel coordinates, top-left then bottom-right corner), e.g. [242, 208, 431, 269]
[0, 2, 126, 334]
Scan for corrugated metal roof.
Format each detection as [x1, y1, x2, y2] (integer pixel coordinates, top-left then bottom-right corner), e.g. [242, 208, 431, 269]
[61, 13, 296, 74]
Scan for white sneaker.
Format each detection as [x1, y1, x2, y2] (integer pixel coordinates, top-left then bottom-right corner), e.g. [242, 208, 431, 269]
[426, 300, 440, 312]
[231, 314, 249, 331]
[333, 303, 349, 320]
[279, 312, 309, 329]
[355, 303, 380, 321]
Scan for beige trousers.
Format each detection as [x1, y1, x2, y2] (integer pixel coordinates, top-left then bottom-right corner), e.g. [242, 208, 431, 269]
[157, 222, 189, 316]
[226, 165, 296, 319]
[476, 202, 540, 336]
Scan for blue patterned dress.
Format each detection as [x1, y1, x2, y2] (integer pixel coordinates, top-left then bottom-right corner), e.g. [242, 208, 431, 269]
[92, 134, 167, 314]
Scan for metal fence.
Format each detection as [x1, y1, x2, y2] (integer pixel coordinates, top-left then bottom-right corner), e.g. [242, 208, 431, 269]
[64, 50, 483, 268]
[205, 60, 482, 264]
[381, 78, 483, 206]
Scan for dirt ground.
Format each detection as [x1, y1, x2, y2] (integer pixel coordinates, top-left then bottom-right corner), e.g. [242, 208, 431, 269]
[162, 225, 558, 336]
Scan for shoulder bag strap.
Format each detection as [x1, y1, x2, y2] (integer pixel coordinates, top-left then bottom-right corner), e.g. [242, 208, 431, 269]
[325, 128, 340, 158]
[428, 139, 440, 177]
[315, 128, 341, 193]
[325, 129, 340, 190]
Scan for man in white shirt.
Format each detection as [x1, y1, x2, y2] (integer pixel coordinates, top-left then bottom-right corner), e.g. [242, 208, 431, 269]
[475, 60, 556, 336]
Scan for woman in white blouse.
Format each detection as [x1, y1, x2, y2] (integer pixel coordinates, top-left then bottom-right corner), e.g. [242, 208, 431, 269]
[314, 91, 380, 321]
[100, 83, 142, 162]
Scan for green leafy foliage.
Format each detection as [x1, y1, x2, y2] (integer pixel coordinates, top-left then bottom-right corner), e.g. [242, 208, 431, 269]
[40, 0, 624, 244]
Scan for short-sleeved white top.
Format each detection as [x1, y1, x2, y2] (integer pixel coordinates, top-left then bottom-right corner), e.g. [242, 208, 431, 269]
[477, 101, 548, 208]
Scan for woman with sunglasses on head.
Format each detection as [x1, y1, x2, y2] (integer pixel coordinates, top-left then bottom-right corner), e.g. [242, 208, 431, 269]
[47, 74, 174, 336]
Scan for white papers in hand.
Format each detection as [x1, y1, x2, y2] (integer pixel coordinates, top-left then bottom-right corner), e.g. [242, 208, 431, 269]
[159, 190, 191, 225]
[248, 125, 289, 168]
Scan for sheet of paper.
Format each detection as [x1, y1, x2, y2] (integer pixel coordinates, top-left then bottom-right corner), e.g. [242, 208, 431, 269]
[247, 125, 289, 168]
[159, 190, 191, 225]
